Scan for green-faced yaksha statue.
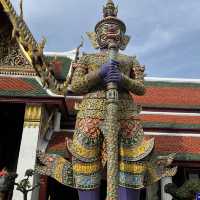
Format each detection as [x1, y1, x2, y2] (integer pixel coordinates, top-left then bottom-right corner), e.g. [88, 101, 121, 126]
[36, 1, 177, 200]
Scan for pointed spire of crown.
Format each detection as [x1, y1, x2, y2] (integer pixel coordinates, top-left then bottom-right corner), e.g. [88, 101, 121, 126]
[103, 0, 118, 18]
[95, 0, 126, 33]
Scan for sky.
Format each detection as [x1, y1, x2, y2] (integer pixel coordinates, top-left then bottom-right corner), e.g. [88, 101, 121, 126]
[10, 0, 200, 78]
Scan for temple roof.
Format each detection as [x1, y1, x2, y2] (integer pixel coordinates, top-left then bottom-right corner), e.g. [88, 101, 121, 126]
[135, 78, 200, 110]
[135, 78, 200, 132]
[0, 0, 70, 94]
[0, 0, 38, 50]
[44, 53, 73, 82]
[141, 113, 200, 131]
[0, 76, 49, 97]
[0, 0, 76, 98]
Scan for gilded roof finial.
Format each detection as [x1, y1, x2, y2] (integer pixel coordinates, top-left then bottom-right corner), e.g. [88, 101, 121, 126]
[107, 0, 114, 3]
[103, 0, 118, 18]
[19, 0, 23, 19]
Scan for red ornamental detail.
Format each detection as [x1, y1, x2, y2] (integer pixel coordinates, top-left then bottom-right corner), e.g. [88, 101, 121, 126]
[0, 169, 8, 177]
[51, 60, 63, 78]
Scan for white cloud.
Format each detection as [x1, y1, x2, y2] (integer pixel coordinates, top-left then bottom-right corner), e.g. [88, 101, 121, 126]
[132, 27, 177, 56]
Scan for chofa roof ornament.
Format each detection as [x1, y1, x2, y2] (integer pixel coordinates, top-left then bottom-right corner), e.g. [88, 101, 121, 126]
[87, 0, 130, 50]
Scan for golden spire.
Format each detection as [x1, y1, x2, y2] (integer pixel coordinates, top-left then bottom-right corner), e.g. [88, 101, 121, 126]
[103, 0, 118, 18]
[20, 0, 23, 18]
[106, 0, 115, 7]
[95, 0, 125, 33]
[88, 0, 130, 50]
[107, 0, 114, 3]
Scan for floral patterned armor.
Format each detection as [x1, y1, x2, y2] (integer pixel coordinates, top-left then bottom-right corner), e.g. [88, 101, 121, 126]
[36, 0, 177, 199]
[68, 52, 150, 189]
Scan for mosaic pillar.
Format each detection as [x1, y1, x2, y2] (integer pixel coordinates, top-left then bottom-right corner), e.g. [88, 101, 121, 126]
[161, 177, 173, 200]
[12, 105, 42, 200]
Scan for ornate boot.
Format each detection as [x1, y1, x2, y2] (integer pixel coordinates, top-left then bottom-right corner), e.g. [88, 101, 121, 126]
[118, 186, 140, 200]
[78, 188, 100, 200]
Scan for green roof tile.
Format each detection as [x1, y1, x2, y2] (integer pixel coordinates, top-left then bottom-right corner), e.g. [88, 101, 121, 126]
[45, 56, 72, 82]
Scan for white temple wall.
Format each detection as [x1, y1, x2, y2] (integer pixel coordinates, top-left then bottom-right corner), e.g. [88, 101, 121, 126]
[12, 105, 42, 200]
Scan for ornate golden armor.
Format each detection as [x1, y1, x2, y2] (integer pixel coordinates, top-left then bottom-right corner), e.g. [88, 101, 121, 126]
[66, 52, 156, 189]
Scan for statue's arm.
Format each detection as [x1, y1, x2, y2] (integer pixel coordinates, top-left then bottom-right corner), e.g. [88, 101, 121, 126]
[70, 56, 101, 94]
[121, 58, 146, 96]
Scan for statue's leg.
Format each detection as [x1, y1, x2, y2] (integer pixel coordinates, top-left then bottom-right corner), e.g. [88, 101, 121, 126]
[118, 186, 140, 200]
[68, 118, 102, 200]
[119, 118, 145, 200]
[78, 188, 100, 200]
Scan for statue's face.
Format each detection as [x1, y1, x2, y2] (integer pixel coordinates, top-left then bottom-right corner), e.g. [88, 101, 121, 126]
[96, 22, 123, 49]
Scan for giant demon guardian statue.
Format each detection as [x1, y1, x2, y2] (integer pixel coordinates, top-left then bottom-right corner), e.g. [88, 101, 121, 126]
[36, 1, 177, 200]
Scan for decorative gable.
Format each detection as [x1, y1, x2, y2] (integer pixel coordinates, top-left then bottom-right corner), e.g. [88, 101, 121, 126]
[0, 13, 35, 75]
[0, 0, 69, 95]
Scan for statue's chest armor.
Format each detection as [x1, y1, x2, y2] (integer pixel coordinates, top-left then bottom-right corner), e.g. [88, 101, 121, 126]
[87, 54, 131, 76]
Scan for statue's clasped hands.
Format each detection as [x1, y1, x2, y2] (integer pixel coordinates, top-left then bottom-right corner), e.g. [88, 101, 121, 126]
[100, 60, 122, 84]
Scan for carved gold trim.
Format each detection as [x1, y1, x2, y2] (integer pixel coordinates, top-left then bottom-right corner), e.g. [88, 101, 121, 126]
[0, 66, 36, 76]
[18, 41, 33, 65]
[0, 0, 10, 13]
[23, 105, 42, 128]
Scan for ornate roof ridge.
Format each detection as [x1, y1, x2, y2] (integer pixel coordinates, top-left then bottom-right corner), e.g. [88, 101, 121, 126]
[0, 0, 38, 49]
[0, 0, 68, 95]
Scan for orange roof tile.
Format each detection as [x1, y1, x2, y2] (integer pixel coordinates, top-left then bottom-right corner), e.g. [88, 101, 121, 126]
[135, 86, 200, 109]
[0, 77, 33, 90]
